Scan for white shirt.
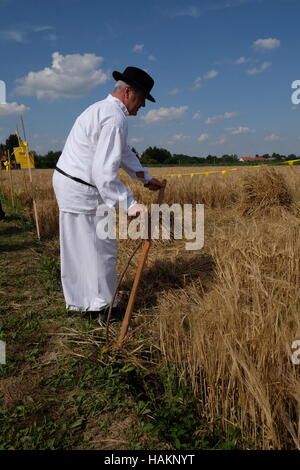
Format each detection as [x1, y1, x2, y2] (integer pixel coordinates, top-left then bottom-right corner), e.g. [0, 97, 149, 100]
[55, 94, 152, 211]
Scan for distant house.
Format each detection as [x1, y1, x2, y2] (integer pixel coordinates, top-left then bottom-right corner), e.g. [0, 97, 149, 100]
[239, 156, 267, 162]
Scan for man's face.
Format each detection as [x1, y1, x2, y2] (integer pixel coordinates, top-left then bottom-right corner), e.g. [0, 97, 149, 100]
[124, 86, 146, 115]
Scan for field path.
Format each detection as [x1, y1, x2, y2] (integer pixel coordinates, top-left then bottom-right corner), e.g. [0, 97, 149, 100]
[0, 199, 172, 450]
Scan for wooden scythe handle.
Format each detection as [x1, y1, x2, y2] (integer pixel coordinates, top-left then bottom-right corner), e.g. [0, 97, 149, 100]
[116, 180, 167, 348]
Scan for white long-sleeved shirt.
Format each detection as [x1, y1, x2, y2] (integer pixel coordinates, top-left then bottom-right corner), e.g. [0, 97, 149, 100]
[55, 94, 152, 212]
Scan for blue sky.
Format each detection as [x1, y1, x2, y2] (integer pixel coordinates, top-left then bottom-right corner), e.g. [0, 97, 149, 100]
[0, 0, 300, 157]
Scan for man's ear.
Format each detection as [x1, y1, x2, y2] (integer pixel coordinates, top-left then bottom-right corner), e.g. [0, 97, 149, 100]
[124, 86, 130, 98]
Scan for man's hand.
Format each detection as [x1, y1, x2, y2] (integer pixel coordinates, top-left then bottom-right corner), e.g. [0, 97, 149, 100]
[127, 203, 148, 218]
[144, 178, 165, 191]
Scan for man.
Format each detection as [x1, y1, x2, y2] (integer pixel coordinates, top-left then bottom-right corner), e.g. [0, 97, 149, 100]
[53, 66, 163, 321]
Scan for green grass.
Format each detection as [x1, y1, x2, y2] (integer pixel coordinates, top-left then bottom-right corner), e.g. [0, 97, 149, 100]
[0, 195, 240, 450]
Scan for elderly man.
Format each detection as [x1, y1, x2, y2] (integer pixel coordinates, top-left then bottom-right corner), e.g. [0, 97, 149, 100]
[53, 66, 163, 321]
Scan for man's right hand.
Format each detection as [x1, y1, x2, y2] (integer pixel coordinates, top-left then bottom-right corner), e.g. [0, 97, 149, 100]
[144, 178, 165, 191]
[127, 203, 147, 218]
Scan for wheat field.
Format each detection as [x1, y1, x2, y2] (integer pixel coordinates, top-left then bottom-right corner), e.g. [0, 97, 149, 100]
[1, 164, 300, 449]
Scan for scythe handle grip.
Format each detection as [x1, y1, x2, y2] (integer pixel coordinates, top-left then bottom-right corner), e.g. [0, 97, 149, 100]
[116, 178, 167, 348]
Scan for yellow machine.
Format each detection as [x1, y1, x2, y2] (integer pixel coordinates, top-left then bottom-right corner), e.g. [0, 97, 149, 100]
[13, 131, 35, 169]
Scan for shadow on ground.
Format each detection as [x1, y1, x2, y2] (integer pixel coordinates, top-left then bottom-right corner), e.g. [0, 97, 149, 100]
[0, 224, 27, 237]
[120, 252, 216, 310]
[0, 241, 36, 253]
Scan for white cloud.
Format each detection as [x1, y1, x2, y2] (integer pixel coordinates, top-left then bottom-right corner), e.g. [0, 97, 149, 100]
[246, 67, 258, 75]
[133, 124, 146, 129]
[205, 111, 238, 125]
[166, 6, 201, 17]
[168, 88, 180, 95]
[141, 106, 188, 123]
[148, 55, 157, 61]
[164, 134, 187, 146]
[129, 137, 144, 143]
[32, 25, 53, 33]
[225, 126, 255, 135]
[211, 137, 226, 145]
[15, 52, 108, 100]
[234, 56, 250, 64]
[194, 69, 218, 89]
[264, 134, 284, 141]
[253, 38, 280, 50]
[198, 133, 209, 142]
[246, 61, 272, 75]
[204, 69, 218, 80]
[0, 102, 29, 116]
[261, 61, 272, 70]
[173, 134, 187, 141]
[162, 1, 256, 19]
[193, 111, 202, 120]
[0, 29, 26, 42]
[194, 77, 202, 89]
[45, 33, 57, 41]
[133, 44, 144, 52]
[0, 25, 56, 43]
[33, 26, 57, 41]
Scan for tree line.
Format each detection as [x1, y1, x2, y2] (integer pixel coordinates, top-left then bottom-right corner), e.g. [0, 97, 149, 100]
[137, 146, 299, 166]
[1, 135, 299, 169]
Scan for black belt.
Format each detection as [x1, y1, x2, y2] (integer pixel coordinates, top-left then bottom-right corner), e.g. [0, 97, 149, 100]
[55, 167, 96, 188]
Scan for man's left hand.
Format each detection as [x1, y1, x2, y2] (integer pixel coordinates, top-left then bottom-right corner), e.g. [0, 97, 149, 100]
[144, 178, 165, 191]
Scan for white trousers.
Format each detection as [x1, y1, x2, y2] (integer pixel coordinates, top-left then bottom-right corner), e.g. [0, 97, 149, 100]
[59, 211, 118, 311]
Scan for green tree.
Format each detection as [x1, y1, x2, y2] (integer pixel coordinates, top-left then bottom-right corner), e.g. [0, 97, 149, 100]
[206, 155, 217, 164]
[5, 134, 19, 156]
[219, 154, 238, 163]
[35, 151, 62, 169]
[141, 146, 172, 164]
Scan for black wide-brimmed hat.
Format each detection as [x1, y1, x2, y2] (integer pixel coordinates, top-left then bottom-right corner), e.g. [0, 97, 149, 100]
[112, 66, 155, 102]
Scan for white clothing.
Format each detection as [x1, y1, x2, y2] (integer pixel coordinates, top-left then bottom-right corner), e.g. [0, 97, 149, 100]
[59, 211, 118, 311]
[53, 170, 101, 214]
[53, 94, 152, 311]
[56, 94, 152, 211]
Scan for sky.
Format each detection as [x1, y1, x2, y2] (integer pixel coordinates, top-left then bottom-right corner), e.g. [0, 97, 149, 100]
[0, 0, 300, 157]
